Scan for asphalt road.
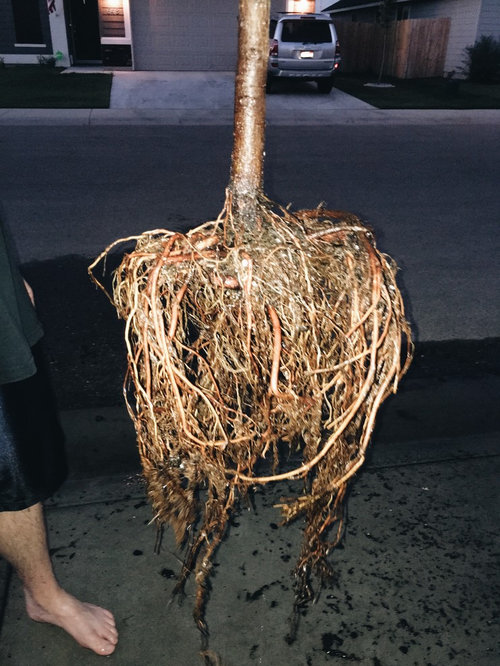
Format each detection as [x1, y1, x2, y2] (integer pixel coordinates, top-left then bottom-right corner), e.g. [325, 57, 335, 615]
[0, 123, 498, 426]
[1, 123, 499, 341]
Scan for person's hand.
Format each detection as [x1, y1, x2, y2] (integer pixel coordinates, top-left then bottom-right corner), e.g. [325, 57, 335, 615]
[23, 279, 35, 306]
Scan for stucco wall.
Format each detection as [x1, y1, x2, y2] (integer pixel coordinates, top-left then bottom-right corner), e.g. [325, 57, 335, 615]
[317, 0, 336, 11]
[131, 0, 288, 71]
[476, 0, 500, 39]
[130, 0, 238, 70]
[272, 0, 287, 11]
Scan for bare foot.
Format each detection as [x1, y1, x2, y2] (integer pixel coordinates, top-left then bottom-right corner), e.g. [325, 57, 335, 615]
[24, 587, 118, 656]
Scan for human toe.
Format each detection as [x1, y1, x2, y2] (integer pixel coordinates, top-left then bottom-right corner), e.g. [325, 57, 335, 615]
[98, 640, 117, 656]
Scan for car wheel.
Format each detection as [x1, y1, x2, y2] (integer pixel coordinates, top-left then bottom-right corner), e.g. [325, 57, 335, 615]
[317, 79, 333, 94]
[266, 76, 275, 94]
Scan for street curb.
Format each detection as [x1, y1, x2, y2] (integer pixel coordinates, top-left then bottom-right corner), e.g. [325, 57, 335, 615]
[1, 108, 500, 126]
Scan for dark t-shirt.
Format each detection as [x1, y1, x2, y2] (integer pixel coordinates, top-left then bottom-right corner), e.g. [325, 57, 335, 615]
[0, 221, 43, 384]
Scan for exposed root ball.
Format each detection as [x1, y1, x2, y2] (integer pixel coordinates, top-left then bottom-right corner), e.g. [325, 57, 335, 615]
[90, 192, 412, 627]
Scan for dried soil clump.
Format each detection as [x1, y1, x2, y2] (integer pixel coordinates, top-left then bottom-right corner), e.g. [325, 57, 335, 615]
[90, 193, 412, 632]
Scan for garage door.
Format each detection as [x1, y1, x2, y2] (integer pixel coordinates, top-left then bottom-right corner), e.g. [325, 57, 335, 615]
[130, 0, 238, 71]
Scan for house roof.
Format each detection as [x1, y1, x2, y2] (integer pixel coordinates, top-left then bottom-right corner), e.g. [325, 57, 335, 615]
[324, 0, 413, 12]
[323, 0, 382, 11]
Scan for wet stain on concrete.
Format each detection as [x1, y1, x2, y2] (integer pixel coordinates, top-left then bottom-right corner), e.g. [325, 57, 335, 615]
[249, 643, 259, 658]
[245, 583, 272, 602]
[160, 568, 176, 579]
[48, 539, 78, 559]
[320, 632, 361, 660]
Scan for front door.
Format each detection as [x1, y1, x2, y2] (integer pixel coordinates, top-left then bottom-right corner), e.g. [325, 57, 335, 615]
[67, 0, 102, 63]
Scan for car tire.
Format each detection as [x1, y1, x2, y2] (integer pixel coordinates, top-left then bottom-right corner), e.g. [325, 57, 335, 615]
[266, 76, 275, 94]
[317, 79, 333, 94]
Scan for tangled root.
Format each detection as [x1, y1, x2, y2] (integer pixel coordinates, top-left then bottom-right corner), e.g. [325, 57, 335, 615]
[89, 191, 412, 631]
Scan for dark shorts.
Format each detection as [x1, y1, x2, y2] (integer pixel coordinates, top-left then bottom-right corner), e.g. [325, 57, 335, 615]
[0, 343, 67, 511]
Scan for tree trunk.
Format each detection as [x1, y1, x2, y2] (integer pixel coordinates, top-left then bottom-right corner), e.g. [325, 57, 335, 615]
[229, 0, 270, 228]
[377, 29, 388, 84]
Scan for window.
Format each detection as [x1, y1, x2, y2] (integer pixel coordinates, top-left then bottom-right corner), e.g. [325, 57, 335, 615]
[11, 0, 44, 45]
[98, 0, 126, 39]
[287, 0, 315, 13]
[281, 20, 332, 44]
[98, 0, 132, 46]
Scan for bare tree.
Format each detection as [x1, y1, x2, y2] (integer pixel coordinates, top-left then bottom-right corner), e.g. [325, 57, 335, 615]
[90, 0, 412, 659]
[230, 0, 270, 227]
[377, 0, 396, 83]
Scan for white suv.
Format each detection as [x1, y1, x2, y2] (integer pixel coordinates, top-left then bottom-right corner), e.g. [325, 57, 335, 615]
[267, 13, 341, 94]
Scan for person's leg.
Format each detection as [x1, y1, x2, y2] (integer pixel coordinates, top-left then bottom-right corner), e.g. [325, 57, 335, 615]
[0, 502, 118, 655]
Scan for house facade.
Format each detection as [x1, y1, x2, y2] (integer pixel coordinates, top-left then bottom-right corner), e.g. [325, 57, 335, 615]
[325, 0, 500, 75]
[1, 0, 336, 70]
[0, 0, 71, 66]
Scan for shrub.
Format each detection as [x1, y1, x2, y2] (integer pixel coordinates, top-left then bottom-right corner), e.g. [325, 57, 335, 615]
[37, 55, 56, 68]
[463, 35, 500, 83]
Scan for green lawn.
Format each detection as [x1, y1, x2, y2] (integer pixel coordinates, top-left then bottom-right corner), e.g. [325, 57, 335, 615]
[334, 74, 500, 109]
[0, 66, 112, 108]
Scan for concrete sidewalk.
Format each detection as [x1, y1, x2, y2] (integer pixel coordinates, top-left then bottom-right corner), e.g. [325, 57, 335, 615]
[3, 106, 500, 126]
[0, 403, 498, 664]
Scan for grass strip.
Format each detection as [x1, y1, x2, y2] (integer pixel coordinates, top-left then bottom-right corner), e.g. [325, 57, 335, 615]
[0, 66, 112, 108]
[334, 74, 500, 109]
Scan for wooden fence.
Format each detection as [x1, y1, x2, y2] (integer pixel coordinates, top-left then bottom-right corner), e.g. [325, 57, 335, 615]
[334, 17, 451, 79]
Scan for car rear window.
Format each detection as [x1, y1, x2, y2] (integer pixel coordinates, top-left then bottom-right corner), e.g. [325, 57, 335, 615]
[280, 20, 332, 44]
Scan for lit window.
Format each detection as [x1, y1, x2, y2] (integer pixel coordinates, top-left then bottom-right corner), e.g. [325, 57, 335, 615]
[11, 0, 44, 45]
[98, 0, 126, 38]
[287, 0, 316, 14]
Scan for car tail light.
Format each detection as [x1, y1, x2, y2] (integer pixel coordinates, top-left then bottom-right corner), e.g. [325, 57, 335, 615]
[335, 40, 340, 57]
[269, 39, 278, 57]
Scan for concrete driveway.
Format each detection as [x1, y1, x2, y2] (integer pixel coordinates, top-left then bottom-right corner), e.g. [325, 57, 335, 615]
[107, 70, 373, 110]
